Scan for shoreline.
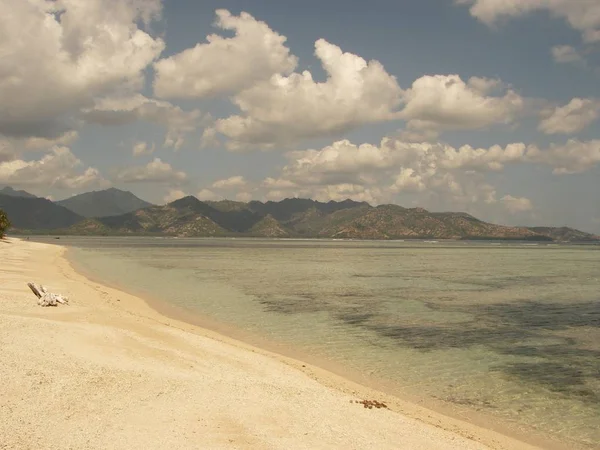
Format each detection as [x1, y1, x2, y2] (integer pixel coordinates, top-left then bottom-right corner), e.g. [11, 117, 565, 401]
[65, 246, 568, 450]
[1, 238, 552, 449]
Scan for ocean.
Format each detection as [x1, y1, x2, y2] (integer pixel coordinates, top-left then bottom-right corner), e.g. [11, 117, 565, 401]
[44, 237, 600, 448]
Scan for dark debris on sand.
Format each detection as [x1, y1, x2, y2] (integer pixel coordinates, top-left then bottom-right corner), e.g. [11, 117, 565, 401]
[351, 399, 388, 409]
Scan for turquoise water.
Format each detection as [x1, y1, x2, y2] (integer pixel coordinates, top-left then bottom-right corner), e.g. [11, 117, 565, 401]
[47, 237, 600, 448]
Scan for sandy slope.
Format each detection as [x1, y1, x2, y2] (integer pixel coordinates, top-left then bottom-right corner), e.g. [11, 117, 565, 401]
[0, 238, 536, 450]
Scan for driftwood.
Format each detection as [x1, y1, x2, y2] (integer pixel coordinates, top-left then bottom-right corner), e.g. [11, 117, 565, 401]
[27, 282, 69, 307]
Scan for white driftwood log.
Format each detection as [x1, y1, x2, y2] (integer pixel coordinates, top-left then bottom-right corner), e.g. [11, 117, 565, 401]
[27, 282, 69, 307]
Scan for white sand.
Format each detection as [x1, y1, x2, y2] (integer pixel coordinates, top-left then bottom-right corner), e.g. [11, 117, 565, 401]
[0, 238, 540, 450]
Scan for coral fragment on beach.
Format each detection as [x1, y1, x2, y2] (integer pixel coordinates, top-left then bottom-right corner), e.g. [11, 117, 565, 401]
[27, 282, 69, 307]
[354, 399, 388, 409]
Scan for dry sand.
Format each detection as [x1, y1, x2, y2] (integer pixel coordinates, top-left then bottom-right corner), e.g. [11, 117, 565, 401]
[0, 238, 539, 450]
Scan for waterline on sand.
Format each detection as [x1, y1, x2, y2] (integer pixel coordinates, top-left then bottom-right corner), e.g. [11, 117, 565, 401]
[3, 238, 527, 450]
[58, 236, 600, 449]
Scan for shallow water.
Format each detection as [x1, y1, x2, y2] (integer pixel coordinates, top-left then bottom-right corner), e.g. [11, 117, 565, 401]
[44, 237, 600, 447]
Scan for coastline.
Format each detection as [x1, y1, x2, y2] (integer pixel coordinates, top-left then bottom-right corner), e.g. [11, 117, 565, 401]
[65, 245, 571, 450]
[1, 238, 547, 449]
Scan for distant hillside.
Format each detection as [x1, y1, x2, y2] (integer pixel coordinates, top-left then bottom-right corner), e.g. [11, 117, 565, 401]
[0, 194, 83, 230]
[315, 204, 548, 240]
[249, 214, 290, 237]
[95, 196, 227, 236]
[4, 191, 597, 241]
[52, 195, 596, 241]
[56, 188, 153, 218]
[0, 186, 37, 198]
[528, 226, 600, 242]
[62, 196, 367, 237]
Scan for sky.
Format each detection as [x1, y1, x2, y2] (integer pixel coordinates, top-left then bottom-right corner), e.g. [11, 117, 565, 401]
[0, 0, 599, 233]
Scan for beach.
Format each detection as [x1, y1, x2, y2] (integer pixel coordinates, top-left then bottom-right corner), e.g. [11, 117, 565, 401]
[0, 238, 538, 449]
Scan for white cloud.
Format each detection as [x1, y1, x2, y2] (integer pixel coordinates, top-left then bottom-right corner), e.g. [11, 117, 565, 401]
[0, 139, 15, 163]
[551, 45, 585, 65]
[399, 75, 524, 139]
[200, 127, 220, 149]
[0, 146, 108, 189]
[437, 142, 527, 171]
[309, 184, 383, 204]
[0, 131, 80, 166]
[329, 136, 599, 177]
[196, 189, 220, 201]
[235, 192, 254, 202]
[255, 134, 600, 211]
[538, 98, 600, 134]
[132, 141, 155, 157]
[211, 176, 247, 189]
[258, 138, 527, 206]
[214, 39, 402, 150]
[154, 9, 297, 99]
[84, 95, 206, 150]
[391, 168, 426, 193]
[262, 183, 382, 204]
[457, 0, 600, 43]
[501, 195, 533, 214]
[292, 140, 392, 178]
[114, 158, 187, 183]
[0, 0, 165, 139]
[263, 140, 393, 189]
[163, 189, 187, 203]
[23, 131, 80, 150]
[527, 139, 600, 174]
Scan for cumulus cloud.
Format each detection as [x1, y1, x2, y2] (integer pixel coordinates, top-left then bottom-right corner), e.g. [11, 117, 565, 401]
[163, 189, 187, 203]
[0, 139, 16, 164]
[286, 140, 393, 182]
[213, 39, 402, 150]
[0, 147, 108, 189]
[501, 195, 533, 214]
[456, 0, 600, 43]
[156, 11, 523, 150]
[84, 95, 206, 150]
[539, 98, 600, 134]
[255, 134, 600, 209]
[257, 138, 526, 206]
[196, 189, 220, 201]
[132, 141, 155, 157]
[23, 131, 80, 150]
[211, 176, 247, 189]
[277, 138, 526, 186]
[0, 0, 165, 139]
[390, 168, 426, 193]
[114, 158, 187, 183]
[527, 139, 600, 174]
[0, 131, 80, 168]
[399, 75, 524, 139]
[235, 192, 254, 202]
[261, 183, 382, 204]
[551, 45, 585, 65]
[154, 10, 297, 99]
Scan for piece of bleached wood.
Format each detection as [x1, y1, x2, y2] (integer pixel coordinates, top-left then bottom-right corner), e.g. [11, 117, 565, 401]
[27, 282, 42, 298]
[27, 282, 69, 306]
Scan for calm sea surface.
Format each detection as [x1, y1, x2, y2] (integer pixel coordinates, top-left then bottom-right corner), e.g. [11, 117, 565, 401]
[39, 237, 600, 447]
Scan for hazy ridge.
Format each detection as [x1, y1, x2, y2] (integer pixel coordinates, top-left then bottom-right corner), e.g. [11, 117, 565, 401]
[1, 187, 597, 242]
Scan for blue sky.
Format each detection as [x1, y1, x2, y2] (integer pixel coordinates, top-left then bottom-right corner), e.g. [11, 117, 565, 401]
[0, 0, 599, 232]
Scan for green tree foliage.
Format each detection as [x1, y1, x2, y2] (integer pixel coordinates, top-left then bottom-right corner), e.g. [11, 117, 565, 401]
[0, 209, 10, 238]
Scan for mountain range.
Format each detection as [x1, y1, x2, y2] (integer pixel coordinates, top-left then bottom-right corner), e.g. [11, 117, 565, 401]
[56, 187, 153, 217]
[0, 186, 37, 198]
[0, 193, 83, 230]
[1, 187, 598, 242]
